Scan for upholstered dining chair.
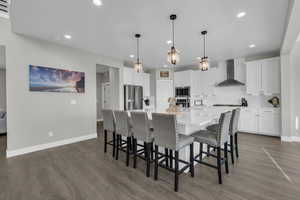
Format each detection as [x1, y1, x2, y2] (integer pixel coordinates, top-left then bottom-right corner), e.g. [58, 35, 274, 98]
[114, 110, 133, 166]
[206, 108, 241, 164]
[130, 111, 154, 177]
[192, 111, 232, 184]
[151, 113, 194, 192]
[102, 109, 116, 157]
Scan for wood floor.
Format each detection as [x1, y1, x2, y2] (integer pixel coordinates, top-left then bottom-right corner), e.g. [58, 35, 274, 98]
[1, 126, 300, 200]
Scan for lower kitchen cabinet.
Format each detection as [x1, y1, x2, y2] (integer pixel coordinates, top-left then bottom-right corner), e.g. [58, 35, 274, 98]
[239, 108, 280, 136]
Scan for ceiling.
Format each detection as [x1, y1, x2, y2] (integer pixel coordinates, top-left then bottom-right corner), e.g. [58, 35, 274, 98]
[10, 0, 290, 68]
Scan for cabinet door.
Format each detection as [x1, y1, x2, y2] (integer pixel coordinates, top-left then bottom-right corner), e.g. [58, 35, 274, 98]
[259, 110, 274, 135]
[133, 71, 144, 86]
[174, 72, 182, 87]
[143, 73, 150, 97]
[156, 80, 174, 112]
[246, 61, 261, 95]
[123, 67, 133, 85]
[273, 112, 281, 136]
[239, 109, 258, 133]
[261, 58, 280, 95]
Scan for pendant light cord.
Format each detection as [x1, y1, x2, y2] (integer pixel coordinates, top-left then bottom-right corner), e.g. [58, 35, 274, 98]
[172, 20, 175, 47]
[203, 34, 206, 58]
[137, 37, 140, 63]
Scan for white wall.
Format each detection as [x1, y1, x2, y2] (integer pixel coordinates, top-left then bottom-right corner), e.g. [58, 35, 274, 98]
[0, 18, 124, 153]
[0, 69, 6, 111]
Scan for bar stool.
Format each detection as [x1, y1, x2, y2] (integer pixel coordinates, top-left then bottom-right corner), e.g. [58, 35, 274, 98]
[151, 113, 194, 192]
[102, 109, 116, 157]
[206, 108, 241, 164]
[130, 111, 154, 177]
[192, 111, 232, 184]
[114, 110, 133, 166]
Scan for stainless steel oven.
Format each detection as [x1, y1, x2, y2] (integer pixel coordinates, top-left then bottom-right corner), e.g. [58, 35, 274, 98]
[176, 98, 190, 108]
[175, 87, 190, 97]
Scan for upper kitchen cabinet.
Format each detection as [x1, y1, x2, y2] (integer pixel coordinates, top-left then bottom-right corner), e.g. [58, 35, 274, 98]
[123, 67, 134, 85]
[142, 73, 150, 97]
[191, 68, 218, 96]
[123, 67, 150, 97]
[246, 57, 280, 95]
[174, 70, 192, 87]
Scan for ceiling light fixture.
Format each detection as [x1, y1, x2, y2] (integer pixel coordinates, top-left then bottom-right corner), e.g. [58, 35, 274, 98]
[167, 14, 180, 65]
[199, 31, 209, 71]
[129, 54, 135, 58]
[93, 0, 103, 6]
[64, 34, 72, 39]
[163, 64, 168, 68]
[249, 44, 256, 48]
[166, 40, 172, 45]
[237, 12, 246, 18]
[134, 34, 143, 73]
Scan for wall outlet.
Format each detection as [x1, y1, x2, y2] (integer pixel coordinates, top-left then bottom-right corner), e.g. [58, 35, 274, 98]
[48, 131, 54, 137]
[70, 99, 77, 105]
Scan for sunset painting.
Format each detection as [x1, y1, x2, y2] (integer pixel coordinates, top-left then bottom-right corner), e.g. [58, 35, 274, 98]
[29, 65, 85, 93]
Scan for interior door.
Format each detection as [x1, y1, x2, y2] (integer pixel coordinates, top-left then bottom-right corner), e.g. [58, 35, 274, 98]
[156, 80, 174, 112]
[103, 83, 111, 109]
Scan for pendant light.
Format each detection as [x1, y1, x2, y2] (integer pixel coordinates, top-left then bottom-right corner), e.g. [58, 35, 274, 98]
[134, 34, 143, 73]
[167, 14, 180, 65]
[199, 31, 209, 71]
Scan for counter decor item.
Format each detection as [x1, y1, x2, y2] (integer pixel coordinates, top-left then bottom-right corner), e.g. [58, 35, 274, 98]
[166, 97, 180, 113]
[268, 96, 280, 107]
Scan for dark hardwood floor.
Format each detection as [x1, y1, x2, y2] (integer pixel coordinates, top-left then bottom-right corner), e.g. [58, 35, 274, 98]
[0, 125, 300, 200]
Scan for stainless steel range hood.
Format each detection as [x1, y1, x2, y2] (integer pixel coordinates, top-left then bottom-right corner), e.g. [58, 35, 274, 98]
[216, 59, 245, 87]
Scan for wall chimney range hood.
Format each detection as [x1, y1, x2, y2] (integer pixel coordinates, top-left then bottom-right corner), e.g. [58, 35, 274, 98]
[216, 59, 245, 87]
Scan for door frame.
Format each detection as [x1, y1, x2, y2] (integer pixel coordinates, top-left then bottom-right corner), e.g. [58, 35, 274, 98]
[102, 82, 111, 110]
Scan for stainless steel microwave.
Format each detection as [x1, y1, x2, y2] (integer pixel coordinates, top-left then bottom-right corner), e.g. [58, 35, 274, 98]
[175, 87, 190, 97]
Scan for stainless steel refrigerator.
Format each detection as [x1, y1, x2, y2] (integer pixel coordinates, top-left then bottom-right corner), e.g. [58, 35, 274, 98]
[124, 85, 143, 110]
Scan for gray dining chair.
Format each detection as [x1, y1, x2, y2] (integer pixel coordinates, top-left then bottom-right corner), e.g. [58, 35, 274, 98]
[206, 108, 241, 164]
[102, 109, 116, 157]
[151, 113, 194, 192]
[130, 111, 154, 177]
[192, 111, 232, 184]
[114, 110, 133, 166]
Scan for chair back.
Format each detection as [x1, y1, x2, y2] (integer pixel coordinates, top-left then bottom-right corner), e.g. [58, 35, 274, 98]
[151, 113, 177, 150]
[114, 110, 131, 137]
[130, 111, 152, 142]
[230, 108, 240, 135]
[102, 109, 115, 132]
[216, 111, 232, 145]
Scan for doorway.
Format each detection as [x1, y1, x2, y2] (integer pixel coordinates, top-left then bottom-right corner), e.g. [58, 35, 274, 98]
[96, 64, 120, 122]
[0, 45, 7, 158]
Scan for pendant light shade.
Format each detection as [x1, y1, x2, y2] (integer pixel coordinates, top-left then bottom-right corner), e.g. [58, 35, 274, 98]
[167, 14, 180, 65]
[134, 34, 143, 73]
[199, 31, 210, 71]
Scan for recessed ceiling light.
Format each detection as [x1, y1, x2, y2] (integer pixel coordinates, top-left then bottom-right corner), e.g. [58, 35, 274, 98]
[163, 64, 168, 68]
[129, 54, 134, 58]
[166, 40, 172, 45]
[196, 57, 201, 60]
[237, 12, 246, 18]
[64, 34, 72, 39]
[249, 44, 256, 48]
[93, 0, 103, 6]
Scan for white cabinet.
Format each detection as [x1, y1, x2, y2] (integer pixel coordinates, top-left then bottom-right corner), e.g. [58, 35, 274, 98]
[174, 70, 192, 87]
[156, 80, 173, 112]
[143, 73, 150, 97]
[246, 57, 280, 95]
[239, 108, 281, 136]
[239, 108, 259, 133]
[191, 68, 217, 97]
[123, 67, 150, 97]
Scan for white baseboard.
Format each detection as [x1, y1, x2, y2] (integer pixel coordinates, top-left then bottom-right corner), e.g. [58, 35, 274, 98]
[281, 136, 300, 142]
[6, 133, 98, 158]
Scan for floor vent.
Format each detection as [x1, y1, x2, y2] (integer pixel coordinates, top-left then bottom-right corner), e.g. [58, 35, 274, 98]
[0, 0, 9, 19]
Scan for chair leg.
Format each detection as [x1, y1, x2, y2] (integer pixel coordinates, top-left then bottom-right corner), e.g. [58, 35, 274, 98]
[169, 149, 173, 168]
[199, 143, 203, 161]
[104, 130, 107, 153]
[154, 145, 159, 180]
[165, 148, 169, 167]
[217, 147, 222, 184]
[230, 135, 235, 164]
[174, 150, 179, 192]
[126, 137, 130, 167]
[116, 134, 120, 160]
[235, 133, 239, 158]
[112, 131, 116, 157]
[189, 143, 194, 177]
[207, 145, 211, 157]
[146, 143, 151, 177]
[133, 138, 137, 168]
[224, 142, 229, 174]
[150, 142, 154, 161]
